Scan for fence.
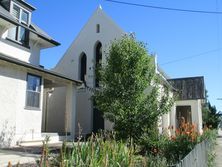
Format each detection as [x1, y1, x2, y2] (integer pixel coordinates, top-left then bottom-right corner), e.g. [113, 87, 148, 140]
[175, 140, 210, 167]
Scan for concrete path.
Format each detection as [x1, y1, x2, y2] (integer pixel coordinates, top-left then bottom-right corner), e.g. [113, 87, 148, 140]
[215, 129, 222, 167]
[0, 150, 39, 167]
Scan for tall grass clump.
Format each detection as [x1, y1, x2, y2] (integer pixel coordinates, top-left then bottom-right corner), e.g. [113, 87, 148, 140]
[51, 132, 142, 167]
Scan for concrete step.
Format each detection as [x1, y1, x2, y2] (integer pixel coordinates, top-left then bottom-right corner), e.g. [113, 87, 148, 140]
[19, 133, 62, 146]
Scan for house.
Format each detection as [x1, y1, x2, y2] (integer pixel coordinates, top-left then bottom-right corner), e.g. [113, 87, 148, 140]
[0, 0, 81, 147]
[51, 6, 205, 136]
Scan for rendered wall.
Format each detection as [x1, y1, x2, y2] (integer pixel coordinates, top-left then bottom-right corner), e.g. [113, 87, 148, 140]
[0, 62, 43, 146]
[175, 100, 203, 133]
[1, 31, 41, 66]
[46, 87, 66, 133]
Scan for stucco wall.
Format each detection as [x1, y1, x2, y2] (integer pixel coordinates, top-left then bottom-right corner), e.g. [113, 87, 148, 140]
[75, 90, 93, 135]
[47, 87, 66, 133]
[1, 31, 41, 65]
[175, 99, 203, 133]
[52, 7, 124, 135]
[0, 62, 43, 146]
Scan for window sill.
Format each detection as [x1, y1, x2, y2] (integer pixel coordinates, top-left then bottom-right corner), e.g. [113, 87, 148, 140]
[6, 37, 30, 49]
[24, 106, 41, 111]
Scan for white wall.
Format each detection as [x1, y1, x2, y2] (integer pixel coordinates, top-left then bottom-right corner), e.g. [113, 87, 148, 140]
[0, 62, 43, 146]
[52, 7, 124, 135]
[0, 31, 41, 66]
[175, 100, 203, 133]
[75, 90, 93, 135]
[47, 87, 66, 133]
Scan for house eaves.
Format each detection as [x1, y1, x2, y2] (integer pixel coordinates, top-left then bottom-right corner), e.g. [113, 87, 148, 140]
[15, 0, 36, 11]
[0, 54, 82, 85]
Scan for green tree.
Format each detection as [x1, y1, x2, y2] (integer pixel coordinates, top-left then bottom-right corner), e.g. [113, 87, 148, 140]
[203, 102, 222, 129]
[93, 35, 173, 143]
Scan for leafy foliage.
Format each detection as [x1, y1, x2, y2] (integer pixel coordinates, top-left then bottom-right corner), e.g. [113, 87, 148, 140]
[203, 102, 222, 129]
[164, 122, 199, 164]
[93, 35, 173, 144]
[43, 133, 148, 167]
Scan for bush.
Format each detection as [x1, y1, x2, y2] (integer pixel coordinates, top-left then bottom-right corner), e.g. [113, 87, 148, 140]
[163, 122, 199, 165]
[138, 127, 168, 157]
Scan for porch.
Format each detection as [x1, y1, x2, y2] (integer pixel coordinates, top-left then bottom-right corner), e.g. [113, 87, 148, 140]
[41, 76, 78, 141]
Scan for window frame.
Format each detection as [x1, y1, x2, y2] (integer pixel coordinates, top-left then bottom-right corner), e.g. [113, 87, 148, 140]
[9, 2, 31, 46]
[25, 73, 42, 109]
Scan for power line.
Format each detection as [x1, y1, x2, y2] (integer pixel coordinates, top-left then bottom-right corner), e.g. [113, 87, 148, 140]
[160, 48, 222, 66]
[105, 0, 222, 15]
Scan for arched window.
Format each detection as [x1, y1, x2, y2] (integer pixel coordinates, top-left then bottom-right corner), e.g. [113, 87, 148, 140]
[95, 42, 102, 87]
[79, 53, 87, 82]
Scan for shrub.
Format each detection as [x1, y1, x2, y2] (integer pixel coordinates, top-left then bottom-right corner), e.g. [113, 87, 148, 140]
[138, 127, 168, 157]
[164, 122, 199, 165]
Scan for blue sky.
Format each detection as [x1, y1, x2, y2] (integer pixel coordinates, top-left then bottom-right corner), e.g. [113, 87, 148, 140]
[28, 0, 222, 111]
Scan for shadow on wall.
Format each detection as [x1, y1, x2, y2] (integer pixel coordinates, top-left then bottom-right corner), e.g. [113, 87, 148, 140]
[0, 120, 15, 148]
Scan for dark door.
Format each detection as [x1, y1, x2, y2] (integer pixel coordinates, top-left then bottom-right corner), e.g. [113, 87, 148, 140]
[93, 107, 104, 133]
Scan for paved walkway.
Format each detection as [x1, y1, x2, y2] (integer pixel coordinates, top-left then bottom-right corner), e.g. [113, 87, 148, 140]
[215, 129, 222, 167]
[0, 143, 63, 166]
[0, 150, 39, 166]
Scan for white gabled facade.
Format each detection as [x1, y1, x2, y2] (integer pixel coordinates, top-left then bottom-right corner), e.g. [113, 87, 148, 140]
[52, 6, 124, 135]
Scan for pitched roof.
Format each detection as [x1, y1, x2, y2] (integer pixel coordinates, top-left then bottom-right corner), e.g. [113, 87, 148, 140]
[29, 23, 58, 44]
[16, 0, 36, 11]
[0, 5, 16, 22]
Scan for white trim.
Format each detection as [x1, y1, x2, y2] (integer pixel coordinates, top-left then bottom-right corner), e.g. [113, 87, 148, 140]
[10, 1, 32, 25]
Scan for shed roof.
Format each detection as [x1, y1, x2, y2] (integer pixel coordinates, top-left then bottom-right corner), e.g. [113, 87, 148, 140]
[168, 76, 205, 100]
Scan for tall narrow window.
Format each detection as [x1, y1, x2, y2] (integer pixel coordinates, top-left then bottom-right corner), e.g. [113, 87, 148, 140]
[96, 24, 100, 33]
[95, 42, 102, 87]
[26, 74, 41, 108]
[80, 53, 87, 82]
